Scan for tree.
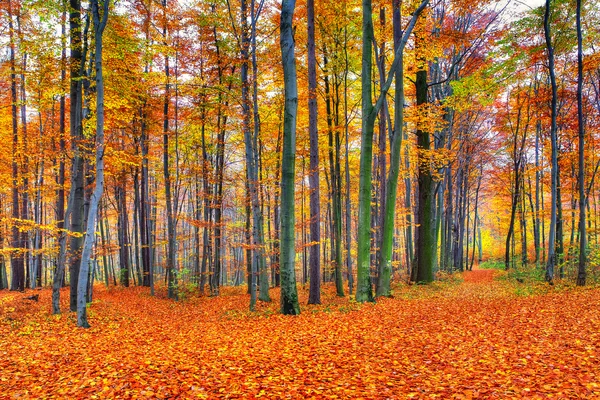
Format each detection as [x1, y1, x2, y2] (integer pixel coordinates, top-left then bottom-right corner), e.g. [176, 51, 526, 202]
[376, 0, 428, 297]
[307, 0, 321, 305]
[7, 0, 25, 292]
[279, 0, 300, 315]
[67, 0, 87, 312]
[240, 0, 270, 308]
[544, 0, 559, 284]
[77, 0, 109, 328]
[576, 0, 586, 286]
[356, 0, 428, 301]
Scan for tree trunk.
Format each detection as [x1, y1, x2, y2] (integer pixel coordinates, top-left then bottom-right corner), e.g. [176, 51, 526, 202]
[413, 27, 435, 283]
[576, 0, 586, 286]
[8, 0, 25, 292]
[543, 0, 558, 284]
[343, 31, 353, 295]
[356, 0, 376, 302]
[67, 0, 87, 311]
[162, 1, 177, 300]
[77, 0, 108, 328]
[376, 0, 423, 296]
[307, 0, 321, 304]
[116, 180, 130, 287]
[242, 0, 270, 306]
[279, 0, 301, 315]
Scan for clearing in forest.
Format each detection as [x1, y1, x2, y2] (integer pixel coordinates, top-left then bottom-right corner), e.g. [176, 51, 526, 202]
[1, 272, 599, 399]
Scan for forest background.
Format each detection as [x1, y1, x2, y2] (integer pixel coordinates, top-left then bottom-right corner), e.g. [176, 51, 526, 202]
[0, 0, 599, 321]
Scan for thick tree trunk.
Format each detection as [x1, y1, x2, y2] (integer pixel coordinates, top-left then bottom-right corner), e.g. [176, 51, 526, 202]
[413, 29, 435, 283]
[279, 0, 301, 315]
[66, 0, 86, 311]
[356, 0, 376, 302]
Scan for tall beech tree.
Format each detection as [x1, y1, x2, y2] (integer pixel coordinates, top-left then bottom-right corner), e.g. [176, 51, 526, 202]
[576, 0, 586, 286]
[67, 0, 86, 312]
[279, 0, 300, 315]
[544, 0, 559, 284]
[307, 0, 321, 305]
[77, 0, 109, 328]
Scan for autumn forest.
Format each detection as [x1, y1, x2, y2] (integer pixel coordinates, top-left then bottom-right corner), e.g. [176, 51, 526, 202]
[1, 0, 600, 397]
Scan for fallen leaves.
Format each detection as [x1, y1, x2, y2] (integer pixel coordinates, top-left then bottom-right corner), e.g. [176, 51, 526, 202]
[1, 276, 599, 398]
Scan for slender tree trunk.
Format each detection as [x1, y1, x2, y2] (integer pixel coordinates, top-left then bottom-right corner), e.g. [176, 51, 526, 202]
[576, 0, 586, 286]
[77, 0, 108, 328]
[56, 7, 67, 284]
[470, 170, 482, 270]
[279, 0, 300, 314]
[307, 0, 321, 304]
[18, 22, 30, 289]
[544, 0, 558, 284]
[99, 200, 109, 287]
[8, 0, 24, 292]
[250, 1, 270, 301]
[161, 1, 177, 300]
[534, 118, 541, 268]
[520, 171, 528, 267]
[116, 180, 130, 287]
[273, 122, 282, 287]
[242, 0, 270, 306]
[343, 25, 353, 295]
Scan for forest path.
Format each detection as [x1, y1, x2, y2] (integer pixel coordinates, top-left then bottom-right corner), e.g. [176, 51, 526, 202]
[462, 268, 496, 283]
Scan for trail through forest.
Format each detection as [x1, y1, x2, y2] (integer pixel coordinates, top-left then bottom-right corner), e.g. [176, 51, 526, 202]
[462, 269, 496, 283]
[1, 274, 599, 399]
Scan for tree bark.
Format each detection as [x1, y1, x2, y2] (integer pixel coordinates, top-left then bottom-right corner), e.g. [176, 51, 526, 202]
[543, 0, 558, 284]
[307, 0, 321, 304]
[279, 0, 301, 315]
[77, 0, 108, 328]
[413, 25, 435, 283]
[8, 0, 25, 292]
[576, 0, 586, 286]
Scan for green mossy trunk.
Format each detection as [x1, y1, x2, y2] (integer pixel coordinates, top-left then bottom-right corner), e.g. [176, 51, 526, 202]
[279, 0, 300, 315]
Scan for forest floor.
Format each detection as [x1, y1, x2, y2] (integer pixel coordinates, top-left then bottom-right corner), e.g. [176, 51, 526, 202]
[1, 269, 600, 399]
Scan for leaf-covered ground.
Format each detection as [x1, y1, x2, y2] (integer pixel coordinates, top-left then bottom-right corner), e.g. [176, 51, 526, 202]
[1, 271, 600, 399]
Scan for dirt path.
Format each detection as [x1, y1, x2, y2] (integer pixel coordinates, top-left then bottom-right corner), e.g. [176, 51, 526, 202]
[463, 269, 496, 283]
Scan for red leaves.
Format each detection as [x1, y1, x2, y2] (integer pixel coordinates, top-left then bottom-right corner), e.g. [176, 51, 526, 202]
[1, 280, 600, 398]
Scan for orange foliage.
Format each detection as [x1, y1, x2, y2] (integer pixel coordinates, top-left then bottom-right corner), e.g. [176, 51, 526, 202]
[2, 280, 600, 398]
